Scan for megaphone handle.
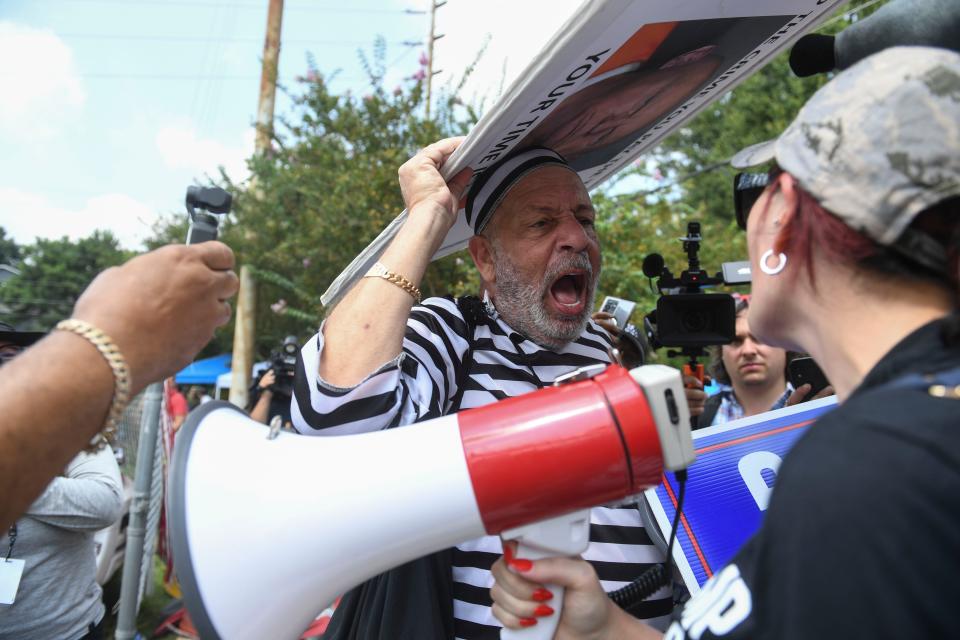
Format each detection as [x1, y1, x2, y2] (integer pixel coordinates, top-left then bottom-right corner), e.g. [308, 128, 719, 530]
[500, 542, 569, 640]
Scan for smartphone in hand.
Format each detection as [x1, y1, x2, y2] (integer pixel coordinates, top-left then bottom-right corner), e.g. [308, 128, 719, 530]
[599, 296, 636, 329]
[788, 356, 830, 399]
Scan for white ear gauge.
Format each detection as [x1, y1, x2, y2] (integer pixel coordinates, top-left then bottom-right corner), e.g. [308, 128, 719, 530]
[760, 250, 787, 275]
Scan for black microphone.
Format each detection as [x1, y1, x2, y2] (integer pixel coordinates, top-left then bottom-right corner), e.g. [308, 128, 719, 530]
[789, 34, 836, 77]
[789, 0, 960, 78]
[642, 254, 665, 279]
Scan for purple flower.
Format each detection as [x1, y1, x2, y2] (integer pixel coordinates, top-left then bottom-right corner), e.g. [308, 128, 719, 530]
[302, 257, 311, 268]
[419, 52, 429, 67]
[393, 86, 403, 96]
[305, 70, 319, 82]
[411, 68, 426, 82]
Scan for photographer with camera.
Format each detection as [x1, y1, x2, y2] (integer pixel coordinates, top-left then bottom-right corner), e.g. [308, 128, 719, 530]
[248, 336, 299, 429]
[491, 46, 960, 639]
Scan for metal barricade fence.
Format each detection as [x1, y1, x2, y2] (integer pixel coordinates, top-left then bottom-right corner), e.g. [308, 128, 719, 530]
[113, 384, 171, 638]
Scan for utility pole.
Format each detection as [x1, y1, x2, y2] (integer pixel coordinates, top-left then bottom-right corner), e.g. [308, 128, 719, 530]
[254, 0, 284, 153]
[230, 0, 283, 408]
[425, 0, 445, 119]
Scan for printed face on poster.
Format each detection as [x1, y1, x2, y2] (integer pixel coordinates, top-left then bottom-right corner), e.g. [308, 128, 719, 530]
[521, 16, 791, 171]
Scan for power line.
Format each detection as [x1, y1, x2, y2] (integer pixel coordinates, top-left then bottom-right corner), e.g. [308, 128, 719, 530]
[36, 0, 426, 14]
[54, 32, 421, 46]
[0, 71, 365, 81]
[387, 45, 418, 71]
[192, 0, 238, 150]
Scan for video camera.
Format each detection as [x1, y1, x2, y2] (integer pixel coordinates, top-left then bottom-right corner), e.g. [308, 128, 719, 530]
[642, 221, 749, 380]
[267, 335, 299, 397]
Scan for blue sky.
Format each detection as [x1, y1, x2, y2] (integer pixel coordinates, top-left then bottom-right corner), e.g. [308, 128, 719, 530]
[0, 0, 581, 249]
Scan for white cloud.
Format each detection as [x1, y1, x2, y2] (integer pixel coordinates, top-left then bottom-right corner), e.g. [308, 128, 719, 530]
[0, 22, 85, 139]
[155, 123, 255, 184]
[0, 188, 159, 250]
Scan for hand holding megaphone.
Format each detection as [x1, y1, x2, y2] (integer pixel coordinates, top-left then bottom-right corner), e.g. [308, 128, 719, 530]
[499, 511, 591, 640]
[170, 363, 695, 640]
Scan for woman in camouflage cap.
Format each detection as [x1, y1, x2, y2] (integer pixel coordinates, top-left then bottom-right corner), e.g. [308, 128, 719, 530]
[490, 46, 960, 639]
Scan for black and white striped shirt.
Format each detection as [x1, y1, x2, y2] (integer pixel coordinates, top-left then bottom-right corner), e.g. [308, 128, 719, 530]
[292, 296, 672, 638]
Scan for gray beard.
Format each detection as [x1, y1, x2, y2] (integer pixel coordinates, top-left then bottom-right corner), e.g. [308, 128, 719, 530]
[490, 242, 598, 351]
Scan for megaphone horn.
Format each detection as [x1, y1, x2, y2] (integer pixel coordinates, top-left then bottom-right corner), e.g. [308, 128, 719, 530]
[169, 364, 694, 640]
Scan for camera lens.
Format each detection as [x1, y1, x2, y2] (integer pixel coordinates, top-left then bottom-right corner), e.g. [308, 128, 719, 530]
[681, 310, 709, 333]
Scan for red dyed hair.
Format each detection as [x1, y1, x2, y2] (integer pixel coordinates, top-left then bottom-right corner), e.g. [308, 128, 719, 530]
[762, 170, 885, 286]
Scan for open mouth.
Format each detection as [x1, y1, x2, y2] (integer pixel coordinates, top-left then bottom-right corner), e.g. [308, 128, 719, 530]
[548, 271, 587, 315]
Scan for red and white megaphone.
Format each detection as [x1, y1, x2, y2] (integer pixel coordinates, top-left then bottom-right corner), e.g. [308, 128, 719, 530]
[169, 363, 695, 640]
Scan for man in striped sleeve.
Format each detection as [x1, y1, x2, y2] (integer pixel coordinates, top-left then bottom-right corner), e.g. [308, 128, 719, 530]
[292, 138, 676, 638]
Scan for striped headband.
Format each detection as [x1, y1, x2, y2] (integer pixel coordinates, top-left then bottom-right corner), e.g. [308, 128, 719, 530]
[465, 148, 570, 234]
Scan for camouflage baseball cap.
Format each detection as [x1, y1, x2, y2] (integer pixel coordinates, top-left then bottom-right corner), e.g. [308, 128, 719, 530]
[732, 46, 960, 270]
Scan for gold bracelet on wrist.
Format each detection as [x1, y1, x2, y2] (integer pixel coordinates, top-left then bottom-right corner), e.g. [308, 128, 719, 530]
[55, 319, 131, 452]
[364, 262, 422, 304]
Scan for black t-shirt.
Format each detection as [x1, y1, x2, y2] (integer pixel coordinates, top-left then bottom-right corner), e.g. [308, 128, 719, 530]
[666, 316, 960, 639]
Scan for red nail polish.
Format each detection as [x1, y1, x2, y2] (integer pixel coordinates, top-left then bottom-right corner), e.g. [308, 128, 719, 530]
[534, 605, 554, 617]
[532, 588, 553, 602]
[509, 558, 533, 572]
[503, 544, 514, 564]
[519, 618, 537, 627]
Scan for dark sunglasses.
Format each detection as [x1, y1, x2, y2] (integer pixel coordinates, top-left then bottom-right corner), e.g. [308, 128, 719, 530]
[733, 172, 770, 230]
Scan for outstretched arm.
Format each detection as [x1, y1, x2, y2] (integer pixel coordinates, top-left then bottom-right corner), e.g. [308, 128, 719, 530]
[0, 242, 238, 530]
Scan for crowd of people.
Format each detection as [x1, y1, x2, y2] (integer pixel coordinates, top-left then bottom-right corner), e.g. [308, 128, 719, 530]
[0, 41, 957, 640]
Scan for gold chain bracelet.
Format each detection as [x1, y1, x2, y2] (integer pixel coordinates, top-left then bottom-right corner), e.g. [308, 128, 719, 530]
[364, 262, 422, 303]
[55, 319, 131, 451]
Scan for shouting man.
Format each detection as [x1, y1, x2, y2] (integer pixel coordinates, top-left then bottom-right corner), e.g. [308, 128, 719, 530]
[292, 139, 675, 638]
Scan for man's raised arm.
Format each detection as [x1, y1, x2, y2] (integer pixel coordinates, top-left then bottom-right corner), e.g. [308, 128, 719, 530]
[319, 137, 472, 387]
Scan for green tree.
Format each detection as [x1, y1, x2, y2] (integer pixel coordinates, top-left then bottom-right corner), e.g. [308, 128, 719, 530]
[0, 231, 131, 330]
[0, 227, 20, 266]
[153, 40, 484, 360]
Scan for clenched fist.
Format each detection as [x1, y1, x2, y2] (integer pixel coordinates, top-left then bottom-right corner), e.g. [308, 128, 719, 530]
[71, 242, 239, 393]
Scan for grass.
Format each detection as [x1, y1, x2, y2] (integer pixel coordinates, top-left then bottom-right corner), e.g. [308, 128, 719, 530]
[102, 555, 181, 639]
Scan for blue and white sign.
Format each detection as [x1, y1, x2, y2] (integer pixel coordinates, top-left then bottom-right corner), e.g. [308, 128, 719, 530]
[645, 396, 838, 594]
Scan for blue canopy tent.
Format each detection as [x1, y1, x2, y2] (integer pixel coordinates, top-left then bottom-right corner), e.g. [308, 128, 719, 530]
[175, 354, 232, 385]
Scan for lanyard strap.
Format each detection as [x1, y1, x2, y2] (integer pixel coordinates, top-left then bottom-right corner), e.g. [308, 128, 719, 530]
[5, 523, 16, 561]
